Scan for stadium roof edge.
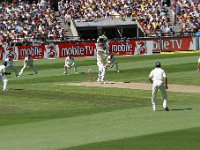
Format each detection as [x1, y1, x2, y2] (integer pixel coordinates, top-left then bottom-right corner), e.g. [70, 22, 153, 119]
[74, 18, 137, 27]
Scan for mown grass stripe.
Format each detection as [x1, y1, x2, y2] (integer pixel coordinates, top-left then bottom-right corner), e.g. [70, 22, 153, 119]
[61, 127, 200, 150]
[0, 105, 199, 150]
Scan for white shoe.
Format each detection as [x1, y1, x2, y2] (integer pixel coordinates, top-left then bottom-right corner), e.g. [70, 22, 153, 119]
[152, 106, 156, 112]
[3, 88, 8, 91]
[117, 70, 120, 73]
[100, 80, 105, 84]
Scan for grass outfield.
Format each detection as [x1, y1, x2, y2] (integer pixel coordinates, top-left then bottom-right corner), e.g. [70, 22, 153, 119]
[0, 53, 200, 150]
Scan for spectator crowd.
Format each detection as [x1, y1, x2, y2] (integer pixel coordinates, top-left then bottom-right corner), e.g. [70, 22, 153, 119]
[0, 0, 199, 46]
[172, 0, 199, 33]
[58, 0, 199, 37]
[0, 0, 68, 46]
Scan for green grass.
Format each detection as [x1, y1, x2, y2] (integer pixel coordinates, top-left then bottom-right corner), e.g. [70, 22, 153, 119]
[62, 127, 200, 150]
[0, 53, 200, 150]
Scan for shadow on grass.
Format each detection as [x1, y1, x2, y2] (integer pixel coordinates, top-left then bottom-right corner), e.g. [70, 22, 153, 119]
[109, 82, 131, 84]
[157, 108, 192, 111]
[10, 88, 23, 91]
[171, 108, 192, 111]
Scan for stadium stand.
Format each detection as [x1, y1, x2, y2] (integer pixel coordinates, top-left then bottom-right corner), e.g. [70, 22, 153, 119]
[171, 0, 199, 34]
[0, 0, 70, 46]
[0, 0, 199, 44]
[59, 0, 199, 38]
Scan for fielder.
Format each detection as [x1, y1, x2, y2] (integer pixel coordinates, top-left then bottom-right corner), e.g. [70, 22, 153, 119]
[105, 54, 119, 73]
[4, 55, 19, 77]
[197, 57, 200, 72]
[64, 54, 78, 74]
[149, 62, 169, 112]
[0, 61, 11, 91]
[19, 54, 38, 75]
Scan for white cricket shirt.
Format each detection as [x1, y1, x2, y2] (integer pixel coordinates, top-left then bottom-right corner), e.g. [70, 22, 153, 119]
[0, 65, 6, 75]
[149, 68, 166, 81]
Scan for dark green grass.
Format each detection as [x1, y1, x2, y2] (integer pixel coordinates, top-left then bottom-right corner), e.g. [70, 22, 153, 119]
[0, 85, 149, 126]
[0, 53, 200, 150]
[1, 83, 200, 127]
[62, 127, 200, 150]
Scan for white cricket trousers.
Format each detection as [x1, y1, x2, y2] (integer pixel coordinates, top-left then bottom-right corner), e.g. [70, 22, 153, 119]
[97, 63, 106, 82]
[151, 80, 168, 109]
[64, 63, 77, 74]
[0, 75, 8, 91]
[19, 63, 38, 75]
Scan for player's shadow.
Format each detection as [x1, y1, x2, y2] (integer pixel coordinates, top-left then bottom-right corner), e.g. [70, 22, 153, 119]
[157, 108, 192, 111]
[171, 108, 192, 111]
[28, 73, 35, 75]
[10, 88, 23, 91]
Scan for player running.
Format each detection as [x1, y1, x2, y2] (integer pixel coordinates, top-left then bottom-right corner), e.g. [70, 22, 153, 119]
[0, 61, 11, 91]
[19, 54, 38, 75]
[4, 55, 19, 77]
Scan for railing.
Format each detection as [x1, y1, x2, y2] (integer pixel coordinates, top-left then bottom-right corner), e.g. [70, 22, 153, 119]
[0, 31, 198, 47]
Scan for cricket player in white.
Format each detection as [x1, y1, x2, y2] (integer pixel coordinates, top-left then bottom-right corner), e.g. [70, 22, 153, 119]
[4, 55, 19, 77]
[96, 34, 109, 55]
[96, 49, 106, 84]
[105, 54, 119, 73]
[197, 57, 200, 72]
[149, 62, 169, 111]
[96, 34, 109, 84]
[19, 54, 38, 75]
[64, 54, 78, 74]
[0, 62, 9, 91]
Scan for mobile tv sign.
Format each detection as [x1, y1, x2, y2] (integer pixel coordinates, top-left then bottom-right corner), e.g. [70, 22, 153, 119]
[17, 46, 45, 59]
[58, 42, 96, 57]
[109, 41, 135, 55]
[153, 37, 195, 52]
